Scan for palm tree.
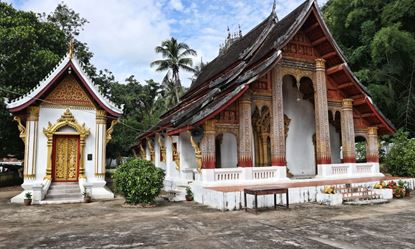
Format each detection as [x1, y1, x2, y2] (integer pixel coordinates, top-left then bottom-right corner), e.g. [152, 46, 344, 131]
[151, 38, 197, 103]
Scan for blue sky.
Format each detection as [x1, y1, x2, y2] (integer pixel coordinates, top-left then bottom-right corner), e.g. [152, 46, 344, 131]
[5, 0, 327, 86]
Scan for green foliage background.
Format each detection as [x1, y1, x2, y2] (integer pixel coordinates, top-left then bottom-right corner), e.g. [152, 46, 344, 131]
[323, 0, 415, 135]
[113, 159, 165, 204]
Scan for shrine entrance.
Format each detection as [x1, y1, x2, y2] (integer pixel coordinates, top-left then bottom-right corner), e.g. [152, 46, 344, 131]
[252, 106, 272, 166]
[52, 135, 80, 182]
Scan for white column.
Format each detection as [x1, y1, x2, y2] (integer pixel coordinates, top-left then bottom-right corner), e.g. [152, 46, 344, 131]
[95, 110, 107, 179]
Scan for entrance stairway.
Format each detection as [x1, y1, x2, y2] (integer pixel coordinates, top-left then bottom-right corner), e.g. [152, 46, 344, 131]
[43, 182, 83, 204]
[338, 186, 389, 205]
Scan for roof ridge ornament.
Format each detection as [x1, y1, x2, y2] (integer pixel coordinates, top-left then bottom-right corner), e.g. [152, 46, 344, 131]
[68, 38, 75, 59]
[271, 0, 279, 22]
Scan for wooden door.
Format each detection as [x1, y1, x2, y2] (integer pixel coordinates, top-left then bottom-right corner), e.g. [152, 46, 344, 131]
[53, 135, 80, 182]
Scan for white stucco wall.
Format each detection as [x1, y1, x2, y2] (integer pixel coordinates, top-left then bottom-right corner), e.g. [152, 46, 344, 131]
[35, 106, 97, 181]
[165, 136, 180, 179]
[330, 124, 341, 163]
[179, 132, 196, 170]
[283, 77, 316, 176]
[219, 133, 238, 168]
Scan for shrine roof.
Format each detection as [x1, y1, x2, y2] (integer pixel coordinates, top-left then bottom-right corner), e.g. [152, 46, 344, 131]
[137, 0, 395, 141]
[5, 53, 123, 117]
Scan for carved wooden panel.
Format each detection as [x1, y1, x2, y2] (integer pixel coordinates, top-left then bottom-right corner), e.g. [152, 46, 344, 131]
[46, 75, 94, 107]
[53, 135, 79, 181]
[252, 72, 272, 97]
[216, 102, 238, 124]
[282, 31, 317, 60]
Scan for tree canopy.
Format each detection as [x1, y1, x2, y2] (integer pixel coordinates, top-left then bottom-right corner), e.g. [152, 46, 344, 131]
[323, 0, 415, 135]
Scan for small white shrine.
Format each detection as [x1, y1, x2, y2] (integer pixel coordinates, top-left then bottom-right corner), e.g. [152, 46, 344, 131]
[5, 49, 123, 203]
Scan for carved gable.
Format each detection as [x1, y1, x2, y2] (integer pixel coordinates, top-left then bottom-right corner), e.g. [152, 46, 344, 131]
[282, 30, 318, 60]
[45, 75, 94, 107]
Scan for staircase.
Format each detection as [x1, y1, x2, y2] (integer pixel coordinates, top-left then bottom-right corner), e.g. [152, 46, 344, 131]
[43, 182, 83, 204]
[338, 186, 389, 205]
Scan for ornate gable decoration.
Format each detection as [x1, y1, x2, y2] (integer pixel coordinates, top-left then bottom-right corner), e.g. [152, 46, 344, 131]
[43, 109, 90, 138]
[45, 75, 94, 107]
[5, 53, 123, 116]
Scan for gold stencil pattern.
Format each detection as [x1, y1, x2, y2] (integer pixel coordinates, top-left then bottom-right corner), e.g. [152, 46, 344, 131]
[54, 136, 79, 181]
[45, 75, 94, 107]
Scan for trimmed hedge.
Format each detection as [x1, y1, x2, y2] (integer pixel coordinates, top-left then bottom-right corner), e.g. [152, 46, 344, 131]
[114, 158, 165, 204]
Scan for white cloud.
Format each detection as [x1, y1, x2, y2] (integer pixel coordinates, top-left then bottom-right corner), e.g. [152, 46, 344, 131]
[170, 0, 183, 12]
[14, 0, 171, 84]
[8, 0, 330, 86]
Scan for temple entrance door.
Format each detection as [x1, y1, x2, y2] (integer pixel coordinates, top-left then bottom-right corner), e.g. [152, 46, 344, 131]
[252, 106, 271, 166]
[52, 135, 80, 182]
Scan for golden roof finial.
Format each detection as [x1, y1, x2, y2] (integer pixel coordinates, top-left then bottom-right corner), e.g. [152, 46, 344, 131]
[68, 38, 75, 59]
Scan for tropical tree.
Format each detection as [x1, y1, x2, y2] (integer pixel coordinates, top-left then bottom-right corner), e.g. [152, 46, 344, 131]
[151, 37, 197, 105]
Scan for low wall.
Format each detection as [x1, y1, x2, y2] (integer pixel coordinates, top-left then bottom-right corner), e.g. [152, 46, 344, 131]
[191, 178, 415, 211]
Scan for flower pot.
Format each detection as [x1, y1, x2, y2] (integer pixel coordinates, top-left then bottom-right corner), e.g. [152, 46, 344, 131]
[84, 196, 92, 203]
[185, 195, 193, 201]
[24, 199, 32, 206]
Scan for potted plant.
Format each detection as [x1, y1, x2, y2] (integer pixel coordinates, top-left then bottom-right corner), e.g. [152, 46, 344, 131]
[82, 187, 92, 203]
[373, 181, 393, 199]
[24, 192, 32, 206]
[185, 186, 193, 201]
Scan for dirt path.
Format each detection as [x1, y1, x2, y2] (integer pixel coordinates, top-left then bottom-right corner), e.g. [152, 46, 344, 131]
[1, 186, 414, 249]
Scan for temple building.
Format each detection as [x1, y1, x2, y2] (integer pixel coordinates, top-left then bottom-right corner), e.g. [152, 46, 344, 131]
[5, 48, 123, 203]
[134, 0, 394, 205]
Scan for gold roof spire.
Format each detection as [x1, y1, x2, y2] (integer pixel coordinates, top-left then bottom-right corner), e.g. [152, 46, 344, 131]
[68, 38, 75, 59]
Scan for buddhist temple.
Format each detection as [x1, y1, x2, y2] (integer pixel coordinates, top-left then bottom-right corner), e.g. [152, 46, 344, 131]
[133, 0, 394, 206]
[5, 47, 123, 203]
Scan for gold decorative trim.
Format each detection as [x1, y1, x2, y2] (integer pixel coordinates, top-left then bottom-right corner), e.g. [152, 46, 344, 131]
[43, 109, 90, 180]
[190, 135, 202, 172]
[13, 116, 26, 144]
[315, 58, 326, 69]
[139, 144, 146, 159]
[27, 106, 39, 121]
[106, 120, 118, 144]
[147, 138, 155, 162]
[41, 104, 95, 110]
[158, 135, 166, 163]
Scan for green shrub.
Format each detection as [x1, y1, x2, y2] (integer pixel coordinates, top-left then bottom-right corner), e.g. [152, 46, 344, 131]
[113, 158, 165, 204]
[384, 130, 415, 177]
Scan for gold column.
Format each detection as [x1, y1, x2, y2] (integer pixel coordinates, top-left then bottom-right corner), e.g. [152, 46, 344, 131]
[271, 67, 286, 166]
[341, 99, 356, 163]
[314, 59, 332, 164]
[238, 92, 253, 167]
[79, 137, 86, 179]
[367, 127, 379, 162]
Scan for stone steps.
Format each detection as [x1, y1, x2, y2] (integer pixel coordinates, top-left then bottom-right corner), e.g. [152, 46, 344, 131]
[44, 182, 83, 203]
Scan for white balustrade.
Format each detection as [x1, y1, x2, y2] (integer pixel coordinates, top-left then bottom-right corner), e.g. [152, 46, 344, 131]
[252, 167, 278, 180]
[214, 169, 242, 181]
[355, 163, 374, 174]
[331, 164, 349, 176]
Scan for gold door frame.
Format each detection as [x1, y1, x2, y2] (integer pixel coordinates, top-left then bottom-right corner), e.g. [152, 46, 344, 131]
[43, 109, 90, 180]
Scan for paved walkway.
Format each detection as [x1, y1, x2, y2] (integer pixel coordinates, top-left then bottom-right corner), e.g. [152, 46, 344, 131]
[1, 186, 415, 249]
[208, 176, 402, 192]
